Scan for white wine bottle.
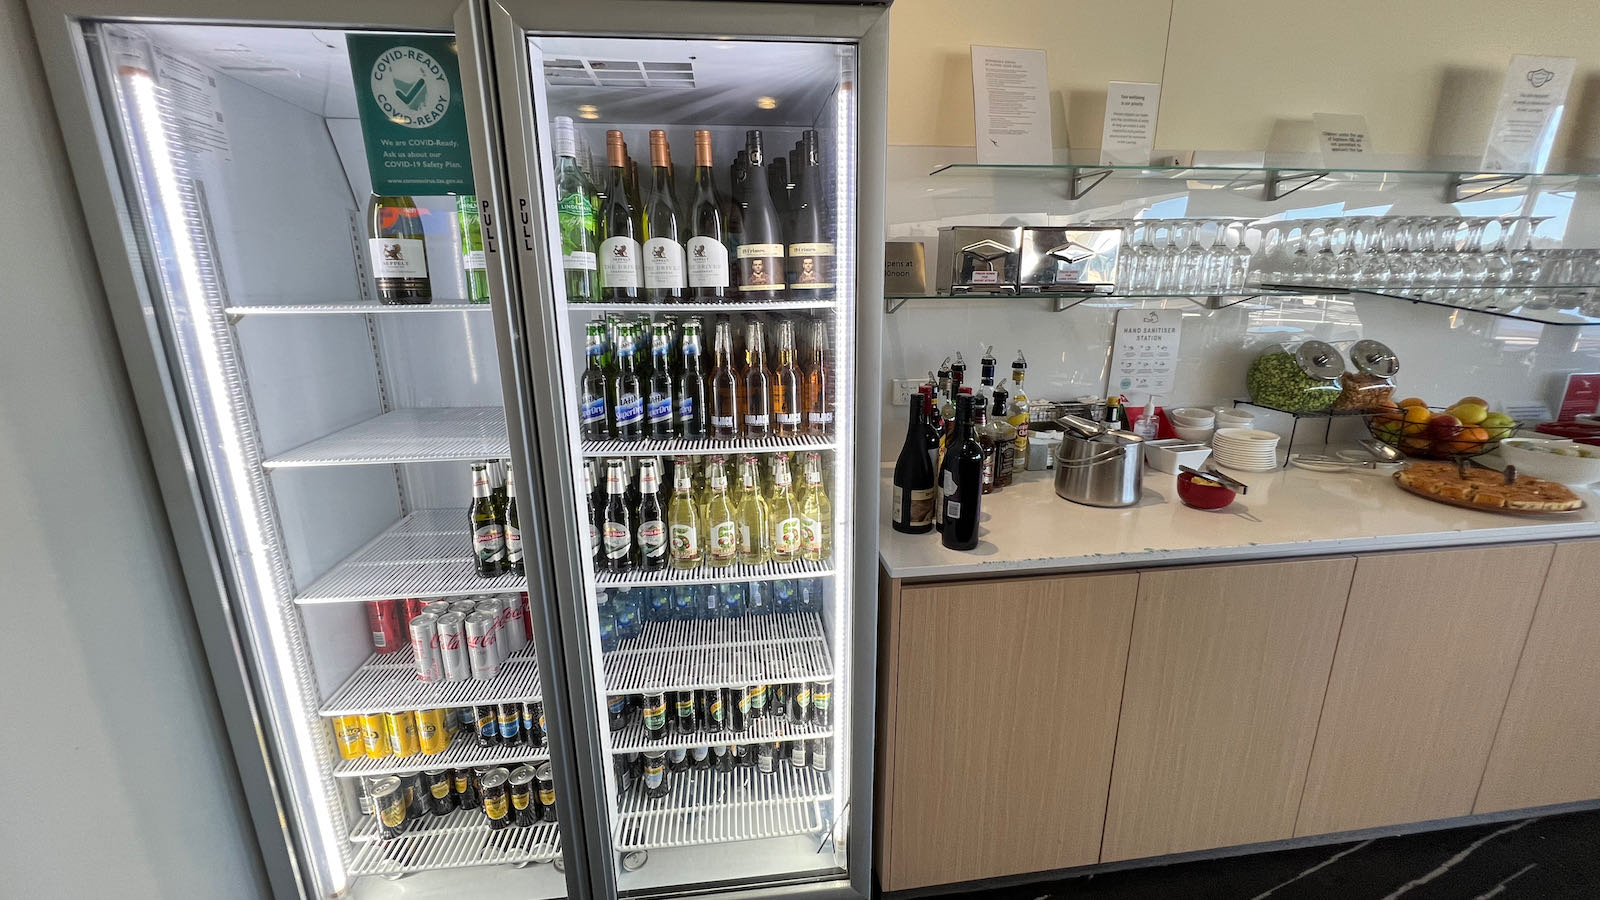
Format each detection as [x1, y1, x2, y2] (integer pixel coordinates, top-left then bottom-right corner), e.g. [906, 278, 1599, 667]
[642, 130, 686, 302]
[598, 130, 642, 301]
[686, 130, 728, 302]
[369, 195, 431, 304]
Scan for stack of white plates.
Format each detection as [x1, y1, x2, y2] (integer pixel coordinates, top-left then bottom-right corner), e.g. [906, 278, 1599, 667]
[1211, 428, 1281, 472]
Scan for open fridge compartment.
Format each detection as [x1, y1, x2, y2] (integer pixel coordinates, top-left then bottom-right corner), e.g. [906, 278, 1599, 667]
[295, 507, 527, 603]
[263, 407, 511, 468]
[333, 727, 551, 778]
[321, 644, 543, 715]
[603, 611, 834, 694]
[615, 766, 833, 853]
[348, 816, 563, 874]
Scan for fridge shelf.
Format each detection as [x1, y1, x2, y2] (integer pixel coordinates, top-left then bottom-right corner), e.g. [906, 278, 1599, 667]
[569, 299, 837, 314]
[604, 612, 832, 695]
[295, 508, 524, 604]
[332, 728, 550, 779]
[596, 557, 833, 589]
[226, 302, 491, 317]
[581, 434, 836, 457]
[610, 716, 834, 755]
[615, 765, 832, 852]
[349, 816, 562, 873]
[321, 647, 542, 716]
[262, 407, 509, 468]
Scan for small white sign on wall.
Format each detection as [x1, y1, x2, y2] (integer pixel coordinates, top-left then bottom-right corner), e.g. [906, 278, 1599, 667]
[1481, 54, 1576, 172]
[1100, 82, 1160, 165]
[970, 45, 1052, 165]
[1313, 113, 1373, 165]
[1108, 308, 1182, 399]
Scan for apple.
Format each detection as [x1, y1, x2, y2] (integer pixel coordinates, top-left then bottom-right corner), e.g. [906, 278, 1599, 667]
[1480, 412, 1516, 440]
[1427, 413, 1463, 441]
[1446, 402, 1489, 425]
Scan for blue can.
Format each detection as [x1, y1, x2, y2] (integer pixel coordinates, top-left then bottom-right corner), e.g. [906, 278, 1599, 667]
[745, 581, 768, 616]
[772, 579, 798, 613]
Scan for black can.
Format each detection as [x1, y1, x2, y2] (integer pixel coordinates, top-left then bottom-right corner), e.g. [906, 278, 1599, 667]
[642, 751, 669, 799]
[405, 773, 430, 819]
[474, 705, 497, 748]
[726, 686, 750, 733]
[671, 690, 698, 735]
[628, 751, 645, 782]
[523, 701, 546, 748]
[749, 683, 770, 719]
[787, 681, 812, 724]
[481, 767, 511, 831]
[809, 737, 829, 772]
[496, 703, 522, 744]
[536, 762, 559, 823]
[756, 742, 777, 774]
[690, 745, 711, 770]
[607, 694, 629, 731]
[642, 692, 668, 741]
[667, 747, 689, 772]
[810, 681, 832, 727]
[787, 740, 809, 768]
[372, 775, 407, 840]
[508, 765, 538, 827]
[734, 742, 755, 768]
[423, 769, 455, 816]
[712, 743, 734, 772]
[452, 767, 480, 809]
[770, 683, 790, 718]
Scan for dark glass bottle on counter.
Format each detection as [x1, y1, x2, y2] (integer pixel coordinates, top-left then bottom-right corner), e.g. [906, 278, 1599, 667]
[939, 394, 984, 551]
[892, 396, 936, 534]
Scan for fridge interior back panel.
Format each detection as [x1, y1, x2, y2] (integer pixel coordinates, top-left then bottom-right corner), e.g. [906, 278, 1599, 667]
[79, 18, 570, 899]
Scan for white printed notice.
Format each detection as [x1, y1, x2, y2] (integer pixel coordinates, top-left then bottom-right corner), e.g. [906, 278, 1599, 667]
[1099, 82, 1160, 165]
[151, 44, 233, 162]
[1108, 308, 1182, 398]
[1313, 113, 1373, 164]
[1480, 54, 1576, 172]
[970, 45, 1052, 165]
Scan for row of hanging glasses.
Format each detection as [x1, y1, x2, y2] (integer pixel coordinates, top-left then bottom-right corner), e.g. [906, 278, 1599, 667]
[1098, 218, 1255, 295]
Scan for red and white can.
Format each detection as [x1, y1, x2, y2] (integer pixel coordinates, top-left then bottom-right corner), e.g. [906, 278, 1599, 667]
[476, 597, 507, 662]
[436, 610, 470, 682]
[423, 599, 453, 618]
[465, 611, 499, 680]
[449, 599, 478, 616]
[520, 593, 534, 642]
[500, 595, 529, 656]
[409, 612, 443, 682]
[366, 599, 403, 654]
[401, 598, 428, 630]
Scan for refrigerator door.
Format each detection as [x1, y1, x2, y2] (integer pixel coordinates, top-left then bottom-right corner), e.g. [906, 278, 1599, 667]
[486, 2, 888, 897]
[29, 2, 589, 896]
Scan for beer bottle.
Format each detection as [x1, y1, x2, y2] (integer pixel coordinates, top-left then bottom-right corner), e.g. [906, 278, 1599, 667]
[470, 463, 506, 577]
[582, 462, 602, 568]
[802, 316, 832, 435]
[667, 458, 703, 570]
[643, 751, 669, 799]
[799, 452, 832, 561]
[736, 455, 771, 565]
[677, 320, 710, 440]
[636, 459, 668, 571]
[742, 320, 773, 437]
[768, 455, 802, 563]
[704, 457, 738, 568]
[492, 461, 509, 522]
[579, 321, 611, 440]
[646, 322, 676, 439]
[601, 459, 635, 572]
[611, 323, 644, 441]
[504, 465, 524, 577]
[709, 318, 740, 440]
[457, 195, 490, 304]
[771, 319, 802, 437]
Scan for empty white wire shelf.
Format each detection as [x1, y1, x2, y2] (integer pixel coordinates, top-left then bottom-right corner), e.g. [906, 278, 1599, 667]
[603, 612, 832, 694]
[227, 301, 491, 316]
[594, 557, 832, 589]
[614, 765, 832, 852]
[581, 433, 836, 457]
[610, 715, 834, 755]
[332, 727, 550, 778]
[263, 407, 509, 468]
[349, 815, 562, 873]
[296, 508, 525, 604]
[321, 646, 541, 716]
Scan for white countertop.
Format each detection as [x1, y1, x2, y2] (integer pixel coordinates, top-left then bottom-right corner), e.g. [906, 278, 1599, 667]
[878, 463, 1600, 581]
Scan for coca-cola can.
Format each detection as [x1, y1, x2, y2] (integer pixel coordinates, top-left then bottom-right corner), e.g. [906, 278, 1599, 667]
[449, 599, 478, 616]
[465, 611, 500, 680]
[501, 595, 529, 656]
[409, 612, 443, 682]
[477, 597, 507, 661]
[436, 611, 470, 682]
[366, 599, 403, 654]
[423, 600, 453, 617]
[402, 598, 428, 629]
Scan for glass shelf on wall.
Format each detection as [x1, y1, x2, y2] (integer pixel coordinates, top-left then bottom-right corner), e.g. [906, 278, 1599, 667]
[883, 287, 1310, 314]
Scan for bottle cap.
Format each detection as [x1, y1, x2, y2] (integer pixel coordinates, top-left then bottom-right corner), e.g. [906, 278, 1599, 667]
[553, 116, 577, 159]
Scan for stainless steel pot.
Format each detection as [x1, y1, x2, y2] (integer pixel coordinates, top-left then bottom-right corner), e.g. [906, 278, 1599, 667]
[1053, 428, 1144, 507]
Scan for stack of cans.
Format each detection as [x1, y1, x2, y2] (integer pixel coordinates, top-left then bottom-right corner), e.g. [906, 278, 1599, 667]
[405, 593, 533, 683]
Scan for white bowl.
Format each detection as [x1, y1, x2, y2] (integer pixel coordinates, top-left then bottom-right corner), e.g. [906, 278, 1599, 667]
[1173, 424, 1215, 443]
[1498, 438, 1600, 485]
[1215, 414, 1256, 429]
[1169, 407, 1216, 427]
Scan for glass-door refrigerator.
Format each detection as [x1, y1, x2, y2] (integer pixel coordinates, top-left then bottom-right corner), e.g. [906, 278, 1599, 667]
[484, 1, 888, 897]
[29, 2, 591, 897]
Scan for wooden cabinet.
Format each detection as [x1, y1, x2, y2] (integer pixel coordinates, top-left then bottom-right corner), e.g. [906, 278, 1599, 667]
[875, 573, 1137, 891]
[1100, 558, 1354, 861]
[1295, 544, 1554, 837]
[1476, 540, 1600, 813]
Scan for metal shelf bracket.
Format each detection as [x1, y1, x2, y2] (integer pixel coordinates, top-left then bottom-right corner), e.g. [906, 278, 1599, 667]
[1067, 166, 1113, 200]
[1446, 172, 1526, 203]
[1265, 170, 1329, 201]
[885, 296, 911, 315]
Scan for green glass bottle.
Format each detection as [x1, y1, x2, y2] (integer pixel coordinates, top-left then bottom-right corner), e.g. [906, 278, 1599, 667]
[457, 194, 490, 303]
[553, 116, 598, 302]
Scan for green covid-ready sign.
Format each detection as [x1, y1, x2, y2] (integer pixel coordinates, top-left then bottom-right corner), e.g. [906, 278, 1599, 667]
[346, 34, 475, 194]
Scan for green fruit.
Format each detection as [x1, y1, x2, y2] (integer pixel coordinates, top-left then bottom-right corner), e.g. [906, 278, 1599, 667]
[1480, 412, 1516, 440]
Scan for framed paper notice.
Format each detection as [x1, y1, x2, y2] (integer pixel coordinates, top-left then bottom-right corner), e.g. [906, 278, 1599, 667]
[970, 45, 1052, 165]
[1108, 308, 1182, 398]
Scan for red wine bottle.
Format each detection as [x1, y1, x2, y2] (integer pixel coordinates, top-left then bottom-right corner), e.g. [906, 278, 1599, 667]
[892, 397, 936, 533]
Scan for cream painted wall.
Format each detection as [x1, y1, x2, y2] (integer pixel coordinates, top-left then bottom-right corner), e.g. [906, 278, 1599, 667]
[890, 0, 1600, 162]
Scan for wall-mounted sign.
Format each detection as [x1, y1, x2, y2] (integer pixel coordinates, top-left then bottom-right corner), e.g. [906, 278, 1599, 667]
[970, 45, 1052, 165]
[1100, 82, 1160, 166]
[346, 34, 474, 194]
[1313, 112, 1373, 165]
[1108, 308, 1182, 399]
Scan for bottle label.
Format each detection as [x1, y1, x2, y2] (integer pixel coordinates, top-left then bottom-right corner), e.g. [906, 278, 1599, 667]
[462, 249, 487, 273]
[775, 412, 801, 426]
[982, 456, 994, 487]
[643, 700, 666, 729]
[788, 241, 835, 290]
[587, 523, 600, 554]
[670, 524, 699, 561]
[710, 521, 737, 559]
[910, 488, 935, 526]
[677, 395, 695, 422]
[563, 250, 597, 272]
[614, 392, 644, 427]
[744, 414, 770, 428]
[791, 743, 808, 766]
[539, 786, 556, 806]
[369, 237, 428, 279]
[644, 763, 664, 789]
[484, 793, 508, 820]
[647, 393, 673, 425]
[474, 525, 505, 562]
[642, 237, 687, 289]
[506, 525, 523, 564]
[801, 515, 823, 552]
[711, 415, 735, 430]
[736, 243, 785, 292]
[739, 524, 756, 553]
[891, 490, 904, 525]
[758, 750, 775, 773]
[944, 499, 961, 520]
[774, 517, 802, 555]
[638, 520, 666, 557]
[687, 236, 730, 288]
[603, 523, 630, 560]
[599, 236, 641, 288]
[808, 412, 833, 425]
[811, 744, 828, 770]
[581, 395, 607, 426]
[512, 790, 530, 811]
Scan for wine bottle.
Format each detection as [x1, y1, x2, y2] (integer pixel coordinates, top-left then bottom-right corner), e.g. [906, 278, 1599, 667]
[457, 195, 490, 303]
[892, 397, 936, 534]
[939, 395, 984, 551]
[735, 131, 786, 300]
[801, 316, 831, 435]
[642, 130, 686, 302]
[686, 131, 729, 302]
[724, 150, 748, 301]
[676, 319, 710, 439]
[598, 131, 642, 300]
[771, 319, 802, 437]
[369, 195, 431, 304]
[709, 318, 740, 439]
[787, 131, 832, 297]
[553, 116, 598, 302]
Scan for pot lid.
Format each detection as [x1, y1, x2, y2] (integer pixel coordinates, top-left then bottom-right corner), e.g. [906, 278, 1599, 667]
[1293, 340, 1345, 380]
[1349, 339, 1399, 377]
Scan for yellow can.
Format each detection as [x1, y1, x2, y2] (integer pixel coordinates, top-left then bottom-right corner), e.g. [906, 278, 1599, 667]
[415, 708, 450, 755]
[360, 713, 390, 760]
[331, 715, 365, 760]
[383, 710, 420, 758]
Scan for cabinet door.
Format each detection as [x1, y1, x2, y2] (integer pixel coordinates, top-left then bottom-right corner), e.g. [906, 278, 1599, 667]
[1476, 540, 1600, 813]
[1100, 557, 1354, 861]
[1296, 543, 1553, 836]
[880, 573, 1137, 891]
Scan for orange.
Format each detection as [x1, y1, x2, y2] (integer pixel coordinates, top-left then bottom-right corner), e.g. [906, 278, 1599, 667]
[1401, 404, 1433, 435]
[1457, 426, 1490, 451]
[1399, 397, 1429, 408]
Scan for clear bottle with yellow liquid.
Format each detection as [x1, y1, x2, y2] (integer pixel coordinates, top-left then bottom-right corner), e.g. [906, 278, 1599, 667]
[704, 456, 738, 568]
[736, 455, 771, 565]
[768, 455, 803, 563]
[667, 457, 703, 570]
[798, 451, 832, 561]
[1007, 350, 1030, 461]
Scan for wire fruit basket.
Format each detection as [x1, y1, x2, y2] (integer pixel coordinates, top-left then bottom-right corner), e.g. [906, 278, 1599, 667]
[1366, 406, 1518, 459]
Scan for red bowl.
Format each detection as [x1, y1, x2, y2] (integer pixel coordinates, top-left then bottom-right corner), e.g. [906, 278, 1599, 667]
[1177, 471, 1237, 510]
